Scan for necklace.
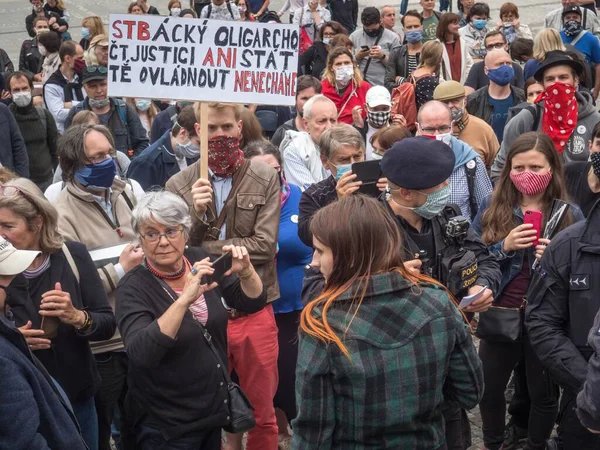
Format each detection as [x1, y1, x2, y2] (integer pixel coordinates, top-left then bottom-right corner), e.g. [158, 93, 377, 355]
[144, 256, 190, 280]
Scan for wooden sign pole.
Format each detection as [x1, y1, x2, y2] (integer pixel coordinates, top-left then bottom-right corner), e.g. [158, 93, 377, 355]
[199, 102, 209, 180]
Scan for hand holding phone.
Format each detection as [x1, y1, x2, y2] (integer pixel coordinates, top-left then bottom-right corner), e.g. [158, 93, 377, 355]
[351, 160, 382, 197]
[523, 210, 543, 247]
[503, 223, 538, 253]
[205, 251, 233, 284]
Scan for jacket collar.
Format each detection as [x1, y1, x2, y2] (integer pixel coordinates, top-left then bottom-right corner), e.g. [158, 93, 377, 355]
[336, 271, 414, 301]
[65, 177, 127, 204]
[579, 199, 600, 252]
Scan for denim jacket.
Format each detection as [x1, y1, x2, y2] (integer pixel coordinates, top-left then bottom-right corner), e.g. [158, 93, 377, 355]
[472, 194, 584, 297]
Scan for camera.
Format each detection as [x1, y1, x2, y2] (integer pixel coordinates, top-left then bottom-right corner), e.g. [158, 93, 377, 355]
[445, 216, 470, 241]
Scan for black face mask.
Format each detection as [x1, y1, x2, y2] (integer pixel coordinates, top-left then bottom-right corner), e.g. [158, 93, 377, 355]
[364, 26, 381, 38]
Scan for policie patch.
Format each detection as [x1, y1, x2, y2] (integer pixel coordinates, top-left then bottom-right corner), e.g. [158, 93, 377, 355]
[569, 274, 590, 291]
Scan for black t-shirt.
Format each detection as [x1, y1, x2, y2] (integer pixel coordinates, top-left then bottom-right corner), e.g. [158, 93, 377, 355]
[401, 217, 436, 269]
[564, 161, 600, 217]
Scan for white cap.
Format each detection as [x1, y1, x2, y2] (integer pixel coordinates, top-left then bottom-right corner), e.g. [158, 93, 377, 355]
[366, 85, 392, 107]
[0, 237, 40, 276]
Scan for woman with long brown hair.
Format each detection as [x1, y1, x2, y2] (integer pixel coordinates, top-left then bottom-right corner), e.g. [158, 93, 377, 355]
[472, 132, 584, 450]
[292, 194, 483, 450]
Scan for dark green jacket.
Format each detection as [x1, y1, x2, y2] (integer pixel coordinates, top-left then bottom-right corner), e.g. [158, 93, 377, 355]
[293, 270, 484, 450]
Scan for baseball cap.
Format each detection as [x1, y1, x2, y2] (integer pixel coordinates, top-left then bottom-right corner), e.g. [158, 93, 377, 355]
[366, 86, 392, 108]
[562, 5, 582, 19]
[81, 65, 108, 84]
[0, 237, 40, 276]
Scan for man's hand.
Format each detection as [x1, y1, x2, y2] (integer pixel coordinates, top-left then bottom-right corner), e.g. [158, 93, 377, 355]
[0, 90, 10, 100]
[369, 46, 384, 60]
[404, 258, 422, 276]
[191, 178, 213, 216]
[352, 105, 364, 128]
[308, 0, 318, 12]
[356, 47, 370, 61]
[336, 171, 361, 199]
[462, 286, 494, 313]
[119, 243, 144, 273]
[391, 114, 407, 127]
[534, 238, 551, 261]
[33, 73, 42, 82]
[376, 177, 387, 191]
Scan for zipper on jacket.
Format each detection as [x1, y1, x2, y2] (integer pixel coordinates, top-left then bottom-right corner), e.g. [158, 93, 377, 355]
[70, 190, 124, 237]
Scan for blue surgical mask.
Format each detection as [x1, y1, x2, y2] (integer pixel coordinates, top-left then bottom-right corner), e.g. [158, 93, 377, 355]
[472, 19, 487, 30]
[487, 64, 515, 86]
[136, 98, 152, 112]
[405, 29, 423, 44]
[177, 140, 200, 159]
[81, 27, 90, 39]
[323, 37, 331, 45]
[390, 184, 451, 219]
[75, 157, 117, 190]
[334, 163, 352, 180]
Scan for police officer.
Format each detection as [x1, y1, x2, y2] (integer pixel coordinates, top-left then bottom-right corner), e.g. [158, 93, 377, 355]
[526, 200, 600, 449]
[380, 136, 502, 450]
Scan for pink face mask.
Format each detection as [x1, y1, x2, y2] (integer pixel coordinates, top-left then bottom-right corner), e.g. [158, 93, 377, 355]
[509, 170, 552, 196]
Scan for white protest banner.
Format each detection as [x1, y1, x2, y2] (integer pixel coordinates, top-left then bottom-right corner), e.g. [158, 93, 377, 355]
[108, 14, 299, 106]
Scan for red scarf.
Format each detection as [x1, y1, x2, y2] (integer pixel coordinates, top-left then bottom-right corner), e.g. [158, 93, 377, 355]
[535, 82, 578, 154]
[208, 135, 244, 177]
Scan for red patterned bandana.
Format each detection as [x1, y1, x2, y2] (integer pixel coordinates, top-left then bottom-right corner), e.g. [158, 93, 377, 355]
[535, 82, 578, 154]
[208, 135, 244, 178]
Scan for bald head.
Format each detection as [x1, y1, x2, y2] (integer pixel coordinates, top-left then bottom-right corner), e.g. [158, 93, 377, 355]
[417, 100, 452, 125]
[484, 48, 512, 69]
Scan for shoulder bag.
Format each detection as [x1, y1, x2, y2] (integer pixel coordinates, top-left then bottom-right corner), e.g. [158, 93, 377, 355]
[476, 297, 526, 343]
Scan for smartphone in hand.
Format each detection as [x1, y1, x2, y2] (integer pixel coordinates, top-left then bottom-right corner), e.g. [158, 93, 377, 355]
[40, 316, 59, 339]
[205, 252, 233, 285]
[524, 210, 543, 247]
[352, 160, 382, 197]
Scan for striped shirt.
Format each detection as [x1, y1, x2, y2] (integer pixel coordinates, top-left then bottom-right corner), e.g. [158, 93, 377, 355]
[174, 288, 208, 325]
[407, 54, 419, 76]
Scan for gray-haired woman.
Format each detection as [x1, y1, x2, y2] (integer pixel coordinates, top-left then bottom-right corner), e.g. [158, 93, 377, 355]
[115, 190, 267, 449]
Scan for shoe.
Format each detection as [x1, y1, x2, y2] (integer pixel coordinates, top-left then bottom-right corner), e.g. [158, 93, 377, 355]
[503, 422, 528, 450]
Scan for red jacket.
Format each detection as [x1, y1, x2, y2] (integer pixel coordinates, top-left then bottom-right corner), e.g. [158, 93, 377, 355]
[321, 79, 371, 125]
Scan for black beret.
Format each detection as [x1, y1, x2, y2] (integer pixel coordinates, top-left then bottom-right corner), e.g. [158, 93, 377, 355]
[381, 137, 455, 190]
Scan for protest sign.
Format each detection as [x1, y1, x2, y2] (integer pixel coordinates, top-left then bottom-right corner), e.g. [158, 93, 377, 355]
[107, 14, 299, 106]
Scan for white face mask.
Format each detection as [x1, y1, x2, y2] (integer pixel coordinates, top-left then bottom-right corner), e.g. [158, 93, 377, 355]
[13, 92, 32, 107]
[38, 44, 47, 56]
[334, 65, 354, 86]
[435, 131, 453, 146]
[371, 152, 383, 160]
[171, 7, 181, 16]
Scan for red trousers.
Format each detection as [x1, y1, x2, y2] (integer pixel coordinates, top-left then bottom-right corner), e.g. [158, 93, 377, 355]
[228, 304, 279, 450]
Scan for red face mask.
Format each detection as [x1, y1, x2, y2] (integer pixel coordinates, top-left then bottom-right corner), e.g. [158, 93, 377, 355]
[535, 82, 578, 154]
[73, 58, 86, 73]
[208, 135, 244, 178]
[509, 170, 552, 196]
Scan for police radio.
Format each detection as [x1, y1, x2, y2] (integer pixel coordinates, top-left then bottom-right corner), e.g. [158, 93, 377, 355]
[439, 215, 478, 295]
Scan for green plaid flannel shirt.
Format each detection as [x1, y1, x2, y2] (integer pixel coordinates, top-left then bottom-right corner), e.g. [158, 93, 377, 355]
[292, 271, 483, 450]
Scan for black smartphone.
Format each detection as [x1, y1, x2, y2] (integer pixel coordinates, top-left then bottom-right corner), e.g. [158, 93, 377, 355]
[205, 252, 233, 284]
[361, 45, 370, 51]
[352, 160, 382, 197]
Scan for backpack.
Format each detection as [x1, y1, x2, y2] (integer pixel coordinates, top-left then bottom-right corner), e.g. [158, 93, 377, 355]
[259, 11, 282, 23]
[391, 77, 418, 132]
[205, 1, 234, 18]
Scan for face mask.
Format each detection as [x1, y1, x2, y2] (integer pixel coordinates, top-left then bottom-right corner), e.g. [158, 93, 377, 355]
[335, 65, 354, 86]
[591, 152, 600, 179]
[367, 108, 391, 127]
[89, 97, 110, 109]
[208, 135, 244, 177]
[136, 98, 152, 112]
[73, 58, 86, 73]
[38, 44, 47, 56]
[36, 28, 49, 36]
[472, 19, 487, 30]
[487, 64, 515, 86]
[170, 7, 181, 16]
[334, 163, 352, 180]
[405, 29, 423, 44]
[364, 26, 381, 38]
[81, 27, 90, 40]
[451, 107, 464, 122]
[323, 37, 331, 45]
[537, 82, 578, 154]
[435, 132, 453, 146]
[398, 184, 451, 219]
[12, 92, 32, 108]
[503, 22, 513, 28]
[371, 152, 383, 160]
[74, 157, 117, 190]
[177, 141, 200, 159]
[509, 170, 552, 196]
[563, 19, 582, 37]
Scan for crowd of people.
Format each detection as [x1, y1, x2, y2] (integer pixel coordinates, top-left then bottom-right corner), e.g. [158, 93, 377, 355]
[2, 0, 600, 450]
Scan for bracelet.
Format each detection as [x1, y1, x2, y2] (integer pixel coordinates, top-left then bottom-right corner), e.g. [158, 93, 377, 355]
[76, 310, 92, 332]
[238, 267, 255, 280]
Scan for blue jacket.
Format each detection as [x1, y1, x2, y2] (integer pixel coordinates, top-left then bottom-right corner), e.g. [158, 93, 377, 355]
[473, 194, 584, 297]
[0, 314, 87, 449]
[126, 130, 197, 191]
[0, 102, 29, 176]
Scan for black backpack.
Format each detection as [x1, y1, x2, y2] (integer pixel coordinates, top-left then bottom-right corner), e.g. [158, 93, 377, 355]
[259, 11, 281, 23]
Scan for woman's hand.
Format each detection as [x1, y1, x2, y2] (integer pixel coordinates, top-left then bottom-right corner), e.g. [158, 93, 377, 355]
[404, 259, 423, 276]
[177, 258, 217, 307]
[534, 238, 551, 261]
[502, 223, 537, 253]
[352, 105, 364, 128]
[222, 245, 252, 276]
[462, 286, 494, 313]
[40, 282, 86, 327]
[19, 321, 51, 351]
[336, 171, 361, 199]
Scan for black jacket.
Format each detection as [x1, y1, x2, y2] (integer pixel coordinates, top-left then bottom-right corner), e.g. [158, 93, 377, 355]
[0, 102, 29, 177]
[577, 307, 600, 432]
[299, 42, 328, 79]
[115, 247, 267, 440]
[19, 38, 42, 78]
[26, 10, 68, 38]
[466, 85, 526, 124]
[298, 175, 338, 247]
[150, 104, 179, 145]
[384, 45, 411, 92]
[328, 0, 358, 33]
[0, 314, 87, 450]
[7, 241, 116, 403]
[44, 68, 84, 104]
[526, 199, 600, 392]
[126, 130, 197, 190]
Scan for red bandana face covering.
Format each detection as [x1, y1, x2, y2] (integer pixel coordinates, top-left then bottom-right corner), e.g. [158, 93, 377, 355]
[509, 170, 553, 196]
[535, 82, 578, 154]
[208, 135, 244, 178]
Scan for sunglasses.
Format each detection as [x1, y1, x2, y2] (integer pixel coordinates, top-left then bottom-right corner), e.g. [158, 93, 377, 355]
[85, 66, 108, 74]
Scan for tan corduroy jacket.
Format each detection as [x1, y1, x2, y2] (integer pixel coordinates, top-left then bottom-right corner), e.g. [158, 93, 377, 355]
[454, 111, 500, 171]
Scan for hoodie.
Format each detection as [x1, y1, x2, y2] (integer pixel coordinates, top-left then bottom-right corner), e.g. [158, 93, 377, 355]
[491, 91, 600, 181]
[280, 130, 329, 188]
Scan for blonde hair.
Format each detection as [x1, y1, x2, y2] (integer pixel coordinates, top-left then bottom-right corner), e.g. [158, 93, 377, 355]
[0, 178, 63, 254]
[239, 107, 266, 148]
[323, 46, 363, 87]
[72, 110, 99, 126]
[418, 40, 444, 69]
[193, 102, 242, 125]
[55, 0, 67, 10]
[533, 28, 566, 61]
[82, 16, 106, 39]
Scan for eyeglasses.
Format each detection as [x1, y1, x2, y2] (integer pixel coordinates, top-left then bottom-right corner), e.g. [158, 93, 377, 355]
[86, 65, 108, 74]
[485, 43, 505, 51]
[86, 152, 113, 165]
[140, 228, 184, 243]
[419, 125, 452, 133]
